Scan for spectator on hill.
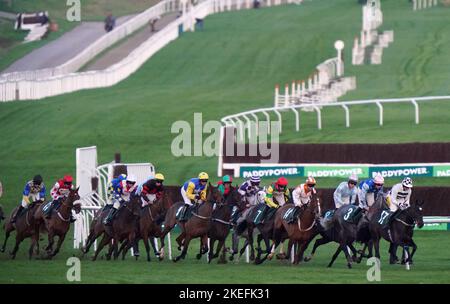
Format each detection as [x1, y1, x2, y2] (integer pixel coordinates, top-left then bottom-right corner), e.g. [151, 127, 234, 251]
[149, 16, 161, 32]
[104, 12, 116, 32]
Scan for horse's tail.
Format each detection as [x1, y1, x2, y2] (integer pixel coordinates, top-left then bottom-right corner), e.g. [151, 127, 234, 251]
[236, 220, 247, 235]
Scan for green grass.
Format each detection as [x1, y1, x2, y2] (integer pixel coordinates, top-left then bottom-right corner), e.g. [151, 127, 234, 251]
[0, 0, 449, 283]
[0, 1, 449, 215]
[0, 230, 449, 283]
[0, 0, 161, 71]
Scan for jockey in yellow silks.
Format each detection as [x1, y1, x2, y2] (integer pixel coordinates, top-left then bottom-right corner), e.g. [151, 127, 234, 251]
[179, 172, 209, 221]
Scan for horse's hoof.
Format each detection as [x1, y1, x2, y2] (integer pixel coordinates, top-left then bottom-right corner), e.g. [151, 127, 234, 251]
[347, 263, 352, 269]
[0, 248, 4, 253]
[304, 256, 311, 262]
[196, 253, 202, 260]
[276, 253, 287, 260]
[254, 258, 261, 265]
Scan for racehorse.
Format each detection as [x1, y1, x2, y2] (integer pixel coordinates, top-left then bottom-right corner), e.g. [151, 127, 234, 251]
[303, 204, 371, 268]
[137, 191, 173, 262]
[33, 187, 81, 259]
[1, 201, 44, 259]
[207, 186, 244, 264]
[91, 194, 141, 261]
[266, 197, 321, 265]
[369, 200, 424, 265]
[173, 183, 223, 262]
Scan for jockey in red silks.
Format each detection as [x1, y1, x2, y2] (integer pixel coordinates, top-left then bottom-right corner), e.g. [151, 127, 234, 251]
[45, 175, 75, 222]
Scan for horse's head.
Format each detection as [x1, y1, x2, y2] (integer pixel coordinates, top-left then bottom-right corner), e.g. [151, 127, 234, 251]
[63, 186, 80, 208]
[225, 186, 243, 208]
[207, 182, 224, 204]
[129, 195, 142, 217]
[307, 196, 321, 220]
[405, 200, 425, 228]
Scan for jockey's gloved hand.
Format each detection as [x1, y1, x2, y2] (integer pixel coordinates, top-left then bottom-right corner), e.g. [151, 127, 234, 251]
[142, 195, 150, 202]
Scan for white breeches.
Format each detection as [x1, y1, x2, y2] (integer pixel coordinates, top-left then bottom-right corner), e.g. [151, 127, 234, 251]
[181, 187, 193, 205]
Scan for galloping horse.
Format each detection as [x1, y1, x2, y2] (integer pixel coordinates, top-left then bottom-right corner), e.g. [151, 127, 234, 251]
[267, 197, 321, 265]
[138, 191, 173, 261]
[1, 201, 44, 259]
[207, 186, 244, 264]
[33, 187, 81, 259]
[91, 194, 141, 261]
[369, 200, 424, 265]
[172, 184, 223, 262]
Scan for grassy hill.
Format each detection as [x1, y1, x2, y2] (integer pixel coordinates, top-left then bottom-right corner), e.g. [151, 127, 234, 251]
[0, 0, 449, 211]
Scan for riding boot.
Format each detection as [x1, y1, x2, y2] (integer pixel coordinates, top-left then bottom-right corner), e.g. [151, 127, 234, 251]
[103, 207, 118, 226]
[45, 202, 54, 219]
[180, 204, 190, 222]
[289, 206, 301, 224]
[11, 206, 25, 223]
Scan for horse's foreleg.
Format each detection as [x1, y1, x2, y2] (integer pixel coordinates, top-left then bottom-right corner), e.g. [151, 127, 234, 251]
[149, 237, 160, 257]
[119, 240, 129, 260]
[1, 225, 13, 252]
[207, 238, 216, 263]
[328, 246, 342, 268]
[29, 231, 39, 259]
[50, 234, 66, 258]
[342, 243, 354, 269]
[92, 234, 111, 261]
[217, 240, 227, 264]
[174, 235, 192, 262]
[10, 235, 24, 259]
[304, 237, 331, 262]
[142, 233, 151, 262]
[176, 232, 185, 251]
[389, 243, 399, 264]
[408, 239, 417, 264]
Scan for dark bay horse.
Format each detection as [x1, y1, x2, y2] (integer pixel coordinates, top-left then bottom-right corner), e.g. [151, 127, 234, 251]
[34, 187, 81, 259]
[207, 186, 244, 264]
[91, 194, 141, 261]
[267, 198, 321, 265]
[369, 200, 424, 266]
[138, 191, 173, 261]
[1, 201, 44, 259]
[173, 184, 223, 262]
[303, 204, 373, 268]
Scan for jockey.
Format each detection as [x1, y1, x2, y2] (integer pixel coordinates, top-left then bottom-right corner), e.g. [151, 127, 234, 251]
[358, 174, 384, 210]
[238, 174, 261, 206]
[387, 177, 413, 212]
[255, 177, 290, 224]
[288, 176, 317, 223]
[333, 174, 358, 209]
[11, 175, 46, 223]
[104, 174, 138, 225]
[179, 172, 209, 221]
[107, 173, 127, 202]
[140, 173, 165, 207]
[46, 175, 75, 222]
[217, 175, 233, 198]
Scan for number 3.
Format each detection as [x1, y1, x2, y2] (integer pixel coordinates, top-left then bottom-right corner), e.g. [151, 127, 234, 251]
[344, 207, 353, 220]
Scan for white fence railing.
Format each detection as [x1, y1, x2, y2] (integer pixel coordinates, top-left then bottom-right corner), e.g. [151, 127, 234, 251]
[0, 0, 301, 102]
[221, 95, 450, 138]
[413, 0, 439, 11]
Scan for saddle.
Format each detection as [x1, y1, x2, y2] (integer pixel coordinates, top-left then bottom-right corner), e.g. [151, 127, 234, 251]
[319, 209, 335, 230]
[342, 205, 363, 224]
[378, 208, 396, 228]
[176, 204, 198, 222]
[253, 204, 276, 225]
[283, 206, 302, 224]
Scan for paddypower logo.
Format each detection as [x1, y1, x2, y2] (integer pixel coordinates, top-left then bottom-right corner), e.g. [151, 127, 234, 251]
[370, 166, 432, 178]
[305, 166, 368, 178]
[241, 166, 303, 178]
[434, 166, 450, 177]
